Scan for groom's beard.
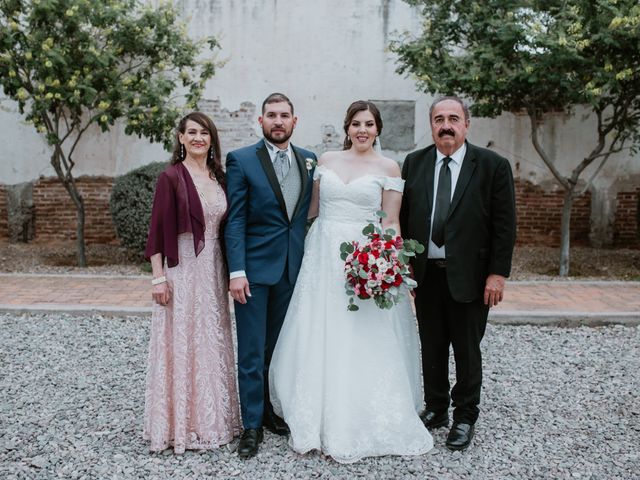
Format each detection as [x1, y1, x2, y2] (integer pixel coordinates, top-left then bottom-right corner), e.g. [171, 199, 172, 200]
[263, 126, 293, 146]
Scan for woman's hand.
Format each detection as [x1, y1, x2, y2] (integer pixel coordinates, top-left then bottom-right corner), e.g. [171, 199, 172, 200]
[152, 282, 171, 306]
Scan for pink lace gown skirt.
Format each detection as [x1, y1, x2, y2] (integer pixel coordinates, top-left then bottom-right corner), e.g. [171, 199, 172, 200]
[143, 234, 241, 453]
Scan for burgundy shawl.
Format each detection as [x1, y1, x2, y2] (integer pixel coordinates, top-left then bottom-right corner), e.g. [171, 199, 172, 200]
[145, 162, 205, 268]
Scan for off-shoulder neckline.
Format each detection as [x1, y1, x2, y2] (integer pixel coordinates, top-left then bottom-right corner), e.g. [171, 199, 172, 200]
[317, 164, 402, 186]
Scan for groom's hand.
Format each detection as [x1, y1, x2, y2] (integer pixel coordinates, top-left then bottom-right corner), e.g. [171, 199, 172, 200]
[230, 277, 251, 304]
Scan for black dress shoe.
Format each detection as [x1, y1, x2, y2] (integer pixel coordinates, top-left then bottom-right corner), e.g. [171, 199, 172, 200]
[263, 413, 290, 436]
[420, 410, 449, 429]
[446, 422, 474, 451]
[237, 428, 263, 459]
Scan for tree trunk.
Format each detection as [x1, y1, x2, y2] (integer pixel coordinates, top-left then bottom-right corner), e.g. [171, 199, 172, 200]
[75, 197, 87, 267]
[559, 189, 574, 277]
[50, 150, 87, 267]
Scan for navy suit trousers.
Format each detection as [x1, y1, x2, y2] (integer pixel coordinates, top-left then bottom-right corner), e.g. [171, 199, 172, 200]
[234, 270, 295, 429]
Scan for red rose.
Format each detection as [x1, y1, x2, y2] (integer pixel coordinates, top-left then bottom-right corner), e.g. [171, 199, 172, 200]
[359, 291, 370, 299]
[394, 237, 404, 249]
[384, 241, 394, 250]
[381, 282, 391, 290]
[394, 274, 403, 286]
[358, 252, 369, 264]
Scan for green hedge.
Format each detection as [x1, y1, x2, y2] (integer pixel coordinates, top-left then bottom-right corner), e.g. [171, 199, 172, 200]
[110, 161, 168, 255]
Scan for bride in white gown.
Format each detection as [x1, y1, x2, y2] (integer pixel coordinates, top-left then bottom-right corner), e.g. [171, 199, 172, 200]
[269, 101, 433, 463]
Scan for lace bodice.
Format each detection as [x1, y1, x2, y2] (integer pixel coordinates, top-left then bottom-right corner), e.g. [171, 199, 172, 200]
[198, 180, 227, 240]
[314, 165, 404, 224]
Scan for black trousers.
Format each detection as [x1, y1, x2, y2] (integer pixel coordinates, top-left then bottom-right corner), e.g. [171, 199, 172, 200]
[414, 262, 489, 425]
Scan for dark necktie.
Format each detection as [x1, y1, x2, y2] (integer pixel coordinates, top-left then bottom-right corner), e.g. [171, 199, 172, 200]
[431, 157, 451, 248]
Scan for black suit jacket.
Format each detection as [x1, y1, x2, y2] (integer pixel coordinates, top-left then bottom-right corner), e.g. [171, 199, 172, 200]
[399, 142, 516, 303]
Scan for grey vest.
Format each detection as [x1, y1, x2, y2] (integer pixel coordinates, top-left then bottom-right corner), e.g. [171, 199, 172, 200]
[280, 156, 302, 220]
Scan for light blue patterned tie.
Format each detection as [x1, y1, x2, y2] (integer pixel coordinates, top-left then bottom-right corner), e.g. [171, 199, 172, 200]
[274, 150, 290, 183]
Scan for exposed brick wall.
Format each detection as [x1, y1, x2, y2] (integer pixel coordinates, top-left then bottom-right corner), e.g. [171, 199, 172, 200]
[614, 188, 640, 248]
[515, 180, 591, 247]
[32, 177, 116, 244]
[0, 184, 8, 240]
[21, 176, 639, 249]
[199, 99, 260, 161]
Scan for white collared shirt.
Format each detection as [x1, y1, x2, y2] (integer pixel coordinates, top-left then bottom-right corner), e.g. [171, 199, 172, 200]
[264, 139, 292, 167]
[428, 143, 466, 259]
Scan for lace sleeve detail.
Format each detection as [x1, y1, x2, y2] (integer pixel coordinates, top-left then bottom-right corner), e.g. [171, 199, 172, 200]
[313, 164, 326, 181]
[383, 176, 405, 193]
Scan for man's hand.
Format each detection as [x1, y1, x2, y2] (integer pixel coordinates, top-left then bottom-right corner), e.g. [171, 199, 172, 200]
[484, 274, 506, 307]
[230, 276, 251, 304]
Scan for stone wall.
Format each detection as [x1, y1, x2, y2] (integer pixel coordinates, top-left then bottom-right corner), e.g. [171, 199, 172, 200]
[614, 188, 640, 248]
[32, 177, 116, 244]
[0, 184, 7, 240]
[515, 180, 592, 247]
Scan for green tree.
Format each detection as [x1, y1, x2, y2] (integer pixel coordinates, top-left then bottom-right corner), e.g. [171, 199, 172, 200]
[391, 0, 640, 276]
[0, 0, 219, 266]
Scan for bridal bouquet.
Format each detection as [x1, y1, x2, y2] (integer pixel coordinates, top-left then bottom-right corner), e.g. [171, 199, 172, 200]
[339, 211, 425, 311]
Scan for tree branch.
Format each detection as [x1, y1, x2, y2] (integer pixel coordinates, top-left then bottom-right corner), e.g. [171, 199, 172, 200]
[529, 109, 570, 190]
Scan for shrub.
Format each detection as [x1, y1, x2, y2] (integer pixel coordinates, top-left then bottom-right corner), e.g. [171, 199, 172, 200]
[110, 161, 168, 255]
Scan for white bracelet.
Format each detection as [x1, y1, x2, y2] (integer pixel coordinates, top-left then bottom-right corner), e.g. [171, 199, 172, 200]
[151, 276, 167, 285]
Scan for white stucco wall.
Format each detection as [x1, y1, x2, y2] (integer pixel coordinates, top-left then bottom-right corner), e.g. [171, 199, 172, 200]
[1, 0, 639, 194]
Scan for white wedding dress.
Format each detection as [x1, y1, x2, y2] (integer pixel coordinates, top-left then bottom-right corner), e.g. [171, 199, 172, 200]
[269, 165, 433, 463]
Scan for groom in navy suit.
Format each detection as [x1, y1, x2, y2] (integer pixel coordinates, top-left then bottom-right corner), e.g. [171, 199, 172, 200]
[225, 93, 316, 459]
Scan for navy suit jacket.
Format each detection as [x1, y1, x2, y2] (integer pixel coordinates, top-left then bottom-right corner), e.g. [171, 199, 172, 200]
[224, 139, 316, 285]
[400, 142, 516, 303]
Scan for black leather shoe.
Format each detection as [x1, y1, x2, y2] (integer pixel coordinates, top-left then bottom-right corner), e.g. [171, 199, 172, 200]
[446, 422, 474, 451]
[237, 428, 263, 459]
[420, 410, 449, 429]
[263, 413, 290, 436]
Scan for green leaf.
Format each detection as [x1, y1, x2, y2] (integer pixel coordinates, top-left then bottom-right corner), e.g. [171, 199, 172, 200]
[362, 223, 375, 235]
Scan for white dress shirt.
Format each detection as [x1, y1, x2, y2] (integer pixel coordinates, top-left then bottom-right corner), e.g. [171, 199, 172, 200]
[264, 139, 292, 167]
[427, 143, 466, 259]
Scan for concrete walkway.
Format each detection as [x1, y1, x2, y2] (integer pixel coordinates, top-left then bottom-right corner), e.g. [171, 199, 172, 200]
[0, 273, 639, 325]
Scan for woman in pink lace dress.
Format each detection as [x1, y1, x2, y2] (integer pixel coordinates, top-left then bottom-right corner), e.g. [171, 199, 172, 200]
[143, 112, 241, 453]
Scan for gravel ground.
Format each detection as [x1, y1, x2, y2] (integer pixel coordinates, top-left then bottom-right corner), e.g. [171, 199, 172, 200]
[1, 313, 638, 479]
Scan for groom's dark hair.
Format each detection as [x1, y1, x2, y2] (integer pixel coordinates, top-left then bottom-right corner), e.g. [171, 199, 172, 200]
[262, 92, 294, 115]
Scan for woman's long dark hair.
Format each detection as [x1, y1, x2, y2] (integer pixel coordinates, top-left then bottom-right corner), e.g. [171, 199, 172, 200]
[342, 100, 383, 150]
[171, 112, 225, 187]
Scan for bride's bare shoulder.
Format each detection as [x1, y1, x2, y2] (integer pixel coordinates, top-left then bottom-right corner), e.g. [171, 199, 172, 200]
[378, 155, 402, 177]
[318, 150, 345, 167]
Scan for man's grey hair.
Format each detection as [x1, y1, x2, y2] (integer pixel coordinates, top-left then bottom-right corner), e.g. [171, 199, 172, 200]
[429, 96, 470, 121]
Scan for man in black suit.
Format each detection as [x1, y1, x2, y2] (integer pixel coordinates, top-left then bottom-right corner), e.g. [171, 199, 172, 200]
[400, 96, 516, 451]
